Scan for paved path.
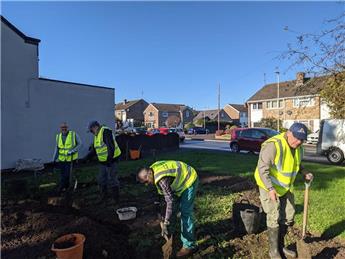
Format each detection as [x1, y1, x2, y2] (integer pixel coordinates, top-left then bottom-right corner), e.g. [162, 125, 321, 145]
[181, 140, 329, 164]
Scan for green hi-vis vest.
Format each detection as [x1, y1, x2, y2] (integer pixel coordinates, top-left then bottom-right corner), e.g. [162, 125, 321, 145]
[151, 160, 198, 197]
[254, 133, 303, 196]
[56, 131, 78, 162]
[94, 126, 121, 162]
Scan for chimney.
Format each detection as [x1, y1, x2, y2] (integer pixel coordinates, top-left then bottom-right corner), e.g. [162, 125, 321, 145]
[123, 99, 127, 105]
[296, 72, 305, 86]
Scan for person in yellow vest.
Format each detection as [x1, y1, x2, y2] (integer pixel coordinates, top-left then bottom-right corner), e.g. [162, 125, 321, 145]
[84, 121, 122, 203]
[254, 122, 314, 259]
[137, 160, 199, 257]
[53, 122, 82, 194]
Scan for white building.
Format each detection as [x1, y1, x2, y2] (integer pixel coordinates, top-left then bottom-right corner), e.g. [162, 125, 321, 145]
[1, 16, 115, 169]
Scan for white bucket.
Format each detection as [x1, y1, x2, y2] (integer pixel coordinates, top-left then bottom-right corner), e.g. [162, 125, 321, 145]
[116, 207, 138, 221]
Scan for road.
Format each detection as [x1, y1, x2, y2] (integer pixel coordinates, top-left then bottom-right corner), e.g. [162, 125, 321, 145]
[181, 140, 329, 164]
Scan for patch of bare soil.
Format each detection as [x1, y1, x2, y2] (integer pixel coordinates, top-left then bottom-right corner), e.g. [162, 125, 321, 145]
[200, 174, 256, 193]
[228, 227, 345, 259]
[1, 201, 134, 259]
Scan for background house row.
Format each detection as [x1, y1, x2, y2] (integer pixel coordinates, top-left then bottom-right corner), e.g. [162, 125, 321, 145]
[115, 100, 248, 129]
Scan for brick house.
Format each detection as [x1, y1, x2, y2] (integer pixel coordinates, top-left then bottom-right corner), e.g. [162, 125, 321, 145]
[224, 104, 248, 127]
[143, 103, 194, 128]
[193, 109, 232, 126]
[246, 72, 330, 131]
[115, 99, 148, 127]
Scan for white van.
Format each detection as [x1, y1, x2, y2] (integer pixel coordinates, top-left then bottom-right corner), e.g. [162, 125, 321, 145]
[317, 119, 345, 165]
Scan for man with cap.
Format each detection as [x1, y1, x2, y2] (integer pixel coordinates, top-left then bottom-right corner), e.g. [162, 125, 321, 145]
[84, 121, 122, 203]
[53, 122, 82, 194]
[137, 160, 199, 257]
[254, 122, 314, 259]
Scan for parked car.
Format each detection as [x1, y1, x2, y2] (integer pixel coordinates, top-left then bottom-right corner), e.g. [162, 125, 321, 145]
[317, 119, 345, 165]
[133, 127, 147, 135]
[229, 128, 279, 153]
[146, 128, 160, 136]
[158, 127, 170, 135]
[187, 127, 209, 135]
[306, 130, 319, 144]
[169, 128, 186, 142]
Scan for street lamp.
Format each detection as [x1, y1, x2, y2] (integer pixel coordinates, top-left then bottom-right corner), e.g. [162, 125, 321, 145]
[275, 68, 280, 132]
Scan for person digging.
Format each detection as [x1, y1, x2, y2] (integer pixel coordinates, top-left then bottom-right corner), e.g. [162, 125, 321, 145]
[52, 122, 82, 195]
[254, 122, 314, 259]
[137, 160, 199, 258]
[84, 121, 122, 203]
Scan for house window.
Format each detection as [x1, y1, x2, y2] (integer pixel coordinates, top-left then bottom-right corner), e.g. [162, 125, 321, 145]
[272, 101, 277, 108]
[149, 112, 154, 117]
[162, 112, 168, 118]
[279, 100, 283, 108]
[293, 97, 315, 107]
[252, 102, 262, 110]
[266, 102, 271, 108]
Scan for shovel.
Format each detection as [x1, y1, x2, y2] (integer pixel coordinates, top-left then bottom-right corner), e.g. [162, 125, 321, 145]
[160, 221, 173, 259]
[297, 179, 312, 259]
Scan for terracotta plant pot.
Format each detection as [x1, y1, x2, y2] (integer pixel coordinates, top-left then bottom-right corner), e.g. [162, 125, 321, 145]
[51, 233, 86, 259]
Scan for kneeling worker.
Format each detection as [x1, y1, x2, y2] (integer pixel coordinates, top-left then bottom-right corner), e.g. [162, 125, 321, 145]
[254, 122, 313, 259]
[137, 160, 199, 257]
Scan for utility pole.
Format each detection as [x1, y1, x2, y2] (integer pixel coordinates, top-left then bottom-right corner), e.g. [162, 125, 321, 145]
[275, 68, 280, 132]
[218, 83, 220, 131]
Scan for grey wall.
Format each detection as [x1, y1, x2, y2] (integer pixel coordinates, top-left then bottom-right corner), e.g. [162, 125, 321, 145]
[1, 19, 115, 169]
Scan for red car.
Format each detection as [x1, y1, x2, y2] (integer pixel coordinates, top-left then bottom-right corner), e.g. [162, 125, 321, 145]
[158, 127, 170, 135]
[146, 129, 160, 136]
[230, 128, 279, 153]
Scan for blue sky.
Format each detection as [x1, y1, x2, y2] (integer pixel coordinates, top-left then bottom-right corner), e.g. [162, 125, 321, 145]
[2, 1, 343, 110]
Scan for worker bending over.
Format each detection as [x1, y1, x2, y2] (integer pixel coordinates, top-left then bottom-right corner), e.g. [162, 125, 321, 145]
[137, 160, 199, 257]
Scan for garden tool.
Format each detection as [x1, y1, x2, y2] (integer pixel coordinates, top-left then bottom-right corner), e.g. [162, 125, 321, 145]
[69, 161, 78, 192]
[160, 221, 173, 259]
[297, 179, 312, 259]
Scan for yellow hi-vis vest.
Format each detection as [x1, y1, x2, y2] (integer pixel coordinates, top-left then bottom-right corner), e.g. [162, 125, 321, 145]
[254, 133, 303, 196]
[56, 131, 78, 162]
[94, 126, 121, 162]
[151, 160, 198, 197]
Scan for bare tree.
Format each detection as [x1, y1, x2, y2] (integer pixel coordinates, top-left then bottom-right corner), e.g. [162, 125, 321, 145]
[281, 11, 345, 118]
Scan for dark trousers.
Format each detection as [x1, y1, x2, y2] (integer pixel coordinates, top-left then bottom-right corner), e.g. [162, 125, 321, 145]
[98, 162, 119, 191]
[59, 162, 71, 190]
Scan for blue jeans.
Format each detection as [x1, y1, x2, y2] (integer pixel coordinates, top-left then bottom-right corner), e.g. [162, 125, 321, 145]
[59, 162, 71, 190]
[179, 178, 199, 249]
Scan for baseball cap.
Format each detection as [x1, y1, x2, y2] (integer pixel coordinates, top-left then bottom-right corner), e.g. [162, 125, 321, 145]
[289, 122, 308, 140]
[87, 120, 100, 132]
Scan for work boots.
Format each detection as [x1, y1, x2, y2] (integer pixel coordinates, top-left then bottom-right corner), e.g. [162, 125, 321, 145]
[279, 225, 297, 258]
[268, 227, 282, 259]
[176, 247, 195, 258]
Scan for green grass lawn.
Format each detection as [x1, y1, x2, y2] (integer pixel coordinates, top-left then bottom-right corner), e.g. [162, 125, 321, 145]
[3, 149, 345, 241]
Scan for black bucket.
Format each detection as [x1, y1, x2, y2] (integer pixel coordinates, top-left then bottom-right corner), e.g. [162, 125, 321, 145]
[232, 199, 262, 235]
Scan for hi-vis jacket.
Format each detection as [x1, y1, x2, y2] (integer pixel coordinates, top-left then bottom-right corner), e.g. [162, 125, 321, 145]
[254, 133, 302, 196]
[151, 160, 198, 197]
[94, 126, 121, 162]
[56, 131, 78, 162]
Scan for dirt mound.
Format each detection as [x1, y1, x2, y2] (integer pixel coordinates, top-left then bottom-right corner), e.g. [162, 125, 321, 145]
[1, 201, 134, 259]
[200, 174, 255, 193]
